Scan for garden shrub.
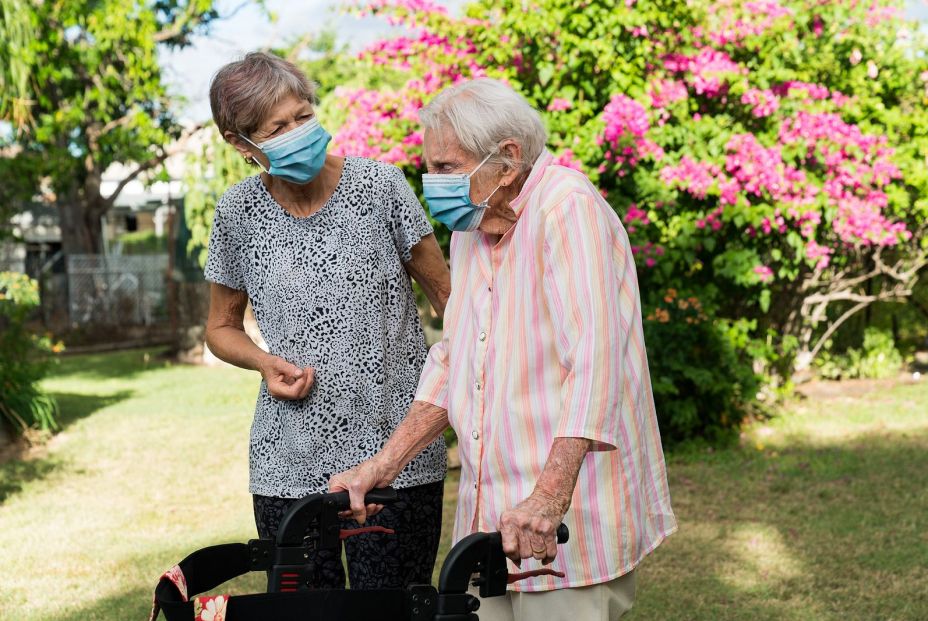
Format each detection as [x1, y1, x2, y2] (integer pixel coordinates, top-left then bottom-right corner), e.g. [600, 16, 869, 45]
[643, 289, 759, 444]
[116, 230, 167, 255]
[814, 327, 904, 380]
[0, 272, 61, 435]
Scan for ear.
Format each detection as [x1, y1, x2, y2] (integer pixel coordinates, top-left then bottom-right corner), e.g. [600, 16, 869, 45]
[225, 131, 254, 158]
[497, 139, 524, 187]
[225, 131, 265, 168]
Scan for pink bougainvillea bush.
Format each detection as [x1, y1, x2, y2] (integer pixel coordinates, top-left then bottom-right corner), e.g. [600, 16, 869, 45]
[178, 0, 927, 439]
[327, 0, 927, 376]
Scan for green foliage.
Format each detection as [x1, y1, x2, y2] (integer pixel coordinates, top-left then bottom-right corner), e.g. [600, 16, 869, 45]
[0, 0, 243, 253]
[814, 327, 904, 380]
[183, 126, 255, 268]
[117, 230, 168, 254]
[0, 0, 36, 128]
[643, 288, 759, 444]
[0, 273, 61, 434]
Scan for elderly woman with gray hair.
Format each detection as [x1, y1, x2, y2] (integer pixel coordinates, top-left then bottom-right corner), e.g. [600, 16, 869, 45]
[203, 51, 450, 590]
[330, 78, 676, 620]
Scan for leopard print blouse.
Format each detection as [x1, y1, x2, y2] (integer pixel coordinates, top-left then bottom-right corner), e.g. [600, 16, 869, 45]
[205, 157, 446, 498]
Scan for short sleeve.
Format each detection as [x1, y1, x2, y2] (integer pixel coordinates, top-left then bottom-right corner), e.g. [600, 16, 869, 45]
[386, 166, 434, 262]
[414, 336, 450, 410]
[204, 194, 247, 291]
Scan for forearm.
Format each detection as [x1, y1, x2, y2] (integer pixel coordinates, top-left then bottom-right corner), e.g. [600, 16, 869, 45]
[419, 279, 449, 319]
[205, 324, 269, 372]
[406, 235, 451, 317]
[531, 437, 593, 516]
[374, 400, 449, 480]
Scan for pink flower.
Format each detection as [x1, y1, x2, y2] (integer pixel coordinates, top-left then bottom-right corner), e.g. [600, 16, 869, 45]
[664, 49, 746, 98]
[703, 0, 794, 46]
[741, 88, 780, 117]
[805, 240, 833, 270]
[648, 79, 689, 109]
[547, 97, 573, 112]
[773, 81, 829, 101]
[624, 203, 651, 226]
[753, 265, 774, 282]
[661, 156, 721, 199]
[867, 60, 879, 79]
[849, 48, 862, 66]
[812, 14, 824, 36]
[553, 148, 584, 172]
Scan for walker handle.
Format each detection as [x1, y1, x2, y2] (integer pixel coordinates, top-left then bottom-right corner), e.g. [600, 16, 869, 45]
[328, 487, 399, 510]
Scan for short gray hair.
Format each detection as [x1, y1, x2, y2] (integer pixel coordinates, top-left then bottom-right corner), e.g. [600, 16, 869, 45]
[420, 78, 547, 172]
[210, 51, 318, 139]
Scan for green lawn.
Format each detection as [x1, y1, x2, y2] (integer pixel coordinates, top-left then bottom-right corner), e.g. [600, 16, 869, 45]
[0, 350, 925, 620]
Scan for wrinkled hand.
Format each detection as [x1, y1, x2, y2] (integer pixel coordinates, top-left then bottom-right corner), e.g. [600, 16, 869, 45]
[258, 354, 314, 400]
[498, 493, 564, 567]
[328, 458, 394, 524]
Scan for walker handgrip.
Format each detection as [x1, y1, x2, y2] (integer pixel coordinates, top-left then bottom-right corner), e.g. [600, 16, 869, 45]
[556, 524, 569, 544]
[328, 487, 398, 511]
[276, 487, 398, 547]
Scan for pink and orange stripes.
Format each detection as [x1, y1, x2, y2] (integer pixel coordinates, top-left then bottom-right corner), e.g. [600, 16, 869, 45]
[415, 150, 676, 592]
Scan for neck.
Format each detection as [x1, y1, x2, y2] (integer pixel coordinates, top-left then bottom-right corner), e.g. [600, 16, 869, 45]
[263, 155, 341, 217]
[478, 170, 531, 236]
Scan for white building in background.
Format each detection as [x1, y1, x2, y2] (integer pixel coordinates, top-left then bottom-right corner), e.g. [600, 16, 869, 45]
[1, 138, 197, 277]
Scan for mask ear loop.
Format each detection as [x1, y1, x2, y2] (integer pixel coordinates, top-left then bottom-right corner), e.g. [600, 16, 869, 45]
[471, 149, 505, 207]
[468, 152, 496, 178]
[238, 134, 270, 174]
[477, 184, 502, 208]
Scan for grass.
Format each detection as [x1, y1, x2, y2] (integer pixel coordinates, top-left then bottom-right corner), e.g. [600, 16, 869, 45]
[627, 378, 928, 620]
[0, 350, 926, 620]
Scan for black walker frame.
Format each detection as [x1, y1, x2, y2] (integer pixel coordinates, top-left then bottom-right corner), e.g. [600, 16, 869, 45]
[153, 487, 568, 621]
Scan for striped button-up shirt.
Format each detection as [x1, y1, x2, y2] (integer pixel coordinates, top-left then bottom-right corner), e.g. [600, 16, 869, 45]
[415, 150, 676, 591]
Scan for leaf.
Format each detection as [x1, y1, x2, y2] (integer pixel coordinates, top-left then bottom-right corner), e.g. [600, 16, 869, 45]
[759, 290, 771, 313]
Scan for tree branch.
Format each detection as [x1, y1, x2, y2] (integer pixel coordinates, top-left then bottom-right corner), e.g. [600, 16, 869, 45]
[153, 0, 252, 44]
[102, 123, 206, 207]
[807, 301, 870, 361]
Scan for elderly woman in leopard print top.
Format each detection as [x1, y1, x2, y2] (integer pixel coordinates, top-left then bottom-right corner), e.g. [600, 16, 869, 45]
[203, 51, 449, 590]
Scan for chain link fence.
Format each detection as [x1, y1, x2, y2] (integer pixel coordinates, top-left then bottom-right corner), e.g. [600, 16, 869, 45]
[67, 254, 169, 326]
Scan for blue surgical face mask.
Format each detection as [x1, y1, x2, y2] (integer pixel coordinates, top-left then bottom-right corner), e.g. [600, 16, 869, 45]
[421, 153, 501, 232]
[240, 117, 331, 185]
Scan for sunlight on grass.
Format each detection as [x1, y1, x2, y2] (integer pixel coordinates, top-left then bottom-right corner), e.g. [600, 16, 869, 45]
[721, 523, 804, 591]
[627, 377, 928, 621]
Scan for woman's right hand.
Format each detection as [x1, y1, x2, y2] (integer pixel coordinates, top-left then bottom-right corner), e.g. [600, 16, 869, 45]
[328, 458, 394, 524]
[258, 354, 315, 400]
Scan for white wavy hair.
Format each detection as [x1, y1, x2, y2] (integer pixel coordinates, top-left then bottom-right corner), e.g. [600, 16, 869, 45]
[420, 78, 547, 172]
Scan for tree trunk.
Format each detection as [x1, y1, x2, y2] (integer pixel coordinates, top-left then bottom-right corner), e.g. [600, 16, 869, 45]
[57, 194, 106, 255]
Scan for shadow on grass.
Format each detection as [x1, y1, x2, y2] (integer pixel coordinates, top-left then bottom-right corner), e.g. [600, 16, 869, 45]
[0, 457, 62, 504]
[50, 347, 173, 383]
[52, 391, 133, 429]
[0, 391, 131, 505]
[627, 432, 928, 621]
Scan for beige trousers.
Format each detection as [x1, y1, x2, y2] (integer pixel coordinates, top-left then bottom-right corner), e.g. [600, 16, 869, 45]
[469, 570, 636, 621]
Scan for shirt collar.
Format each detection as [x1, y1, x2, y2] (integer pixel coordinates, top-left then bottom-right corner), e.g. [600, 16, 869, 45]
[509, 149, 553, 216]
